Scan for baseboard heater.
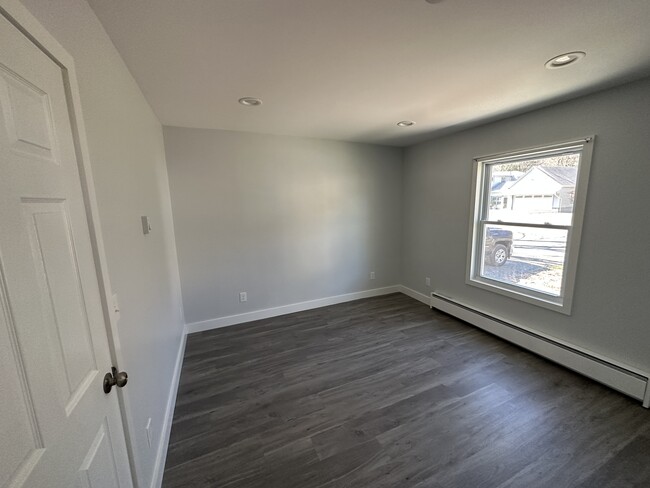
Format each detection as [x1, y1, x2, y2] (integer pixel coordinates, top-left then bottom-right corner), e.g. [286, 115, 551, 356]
[430, 292, 650, 408]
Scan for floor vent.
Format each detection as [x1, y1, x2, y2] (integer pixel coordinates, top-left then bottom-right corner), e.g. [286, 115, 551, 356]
[430, 292, 650, 408]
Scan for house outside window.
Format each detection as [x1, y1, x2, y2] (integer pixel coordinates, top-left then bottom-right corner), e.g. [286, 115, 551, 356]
[466, 138, 594, 314]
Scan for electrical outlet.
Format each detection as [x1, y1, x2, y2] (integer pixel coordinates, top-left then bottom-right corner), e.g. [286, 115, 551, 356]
[145, 418, 152, 448]
[370, 271, 375, 280]
[239, 292, 247, 303]
[425, 277, 431, 287]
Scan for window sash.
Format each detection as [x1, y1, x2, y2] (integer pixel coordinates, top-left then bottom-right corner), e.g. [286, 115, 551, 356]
[475, 221, 573, 300]
[467, 137, 594, 314]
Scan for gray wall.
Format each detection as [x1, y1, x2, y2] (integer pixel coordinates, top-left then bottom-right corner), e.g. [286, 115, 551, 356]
[20, 1, 185, 486]
[164, 127, 402, 325]
[402, 77, 650, 373]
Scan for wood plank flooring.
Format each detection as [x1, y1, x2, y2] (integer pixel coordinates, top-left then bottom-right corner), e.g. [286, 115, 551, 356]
[162, 293, 650, 488]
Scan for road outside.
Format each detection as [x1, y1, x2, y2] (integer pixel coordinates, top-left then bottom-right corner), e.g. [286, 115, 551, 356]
[482, 228, 567, 296]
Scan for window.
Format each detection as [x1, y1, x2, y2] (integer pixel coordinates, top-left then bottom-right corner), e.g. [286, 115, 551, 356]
[467, 138, 594, 314]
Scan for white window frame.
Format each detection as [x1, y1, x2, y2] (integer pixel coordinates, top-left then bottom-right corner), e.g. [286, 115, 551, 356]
[466, 137, 595, 314]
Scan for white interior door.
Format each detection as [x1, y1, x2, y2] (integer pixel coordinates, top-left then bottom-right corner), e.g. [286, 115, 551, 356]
[0, 12, 133, 488]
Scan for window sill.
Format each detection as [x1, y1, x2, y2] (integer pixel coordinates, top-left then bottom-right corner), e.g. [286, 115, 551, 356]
[466, 275, 572, 315]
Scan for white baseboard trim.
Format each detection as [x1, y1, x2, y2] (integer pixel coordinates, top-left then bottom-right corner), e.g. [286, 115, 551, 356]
[185, 285, 401, 334]
[398, 285, 431, 306]
[430, 292, 650, 407]
[149, 331, 187, 488]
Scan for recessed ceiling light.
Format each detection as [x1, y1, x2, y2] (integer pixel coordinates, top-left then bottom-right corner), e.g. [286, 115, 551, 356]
[425, 0, 444, 4]
[545, 52, 586, 69]
[397, 120, 416, 127]
[238, 97, 263, 106]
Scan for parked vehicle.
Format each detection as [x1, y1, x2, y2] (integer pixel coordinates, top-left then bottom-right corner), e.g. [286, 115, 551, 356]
[485, 227, 513, 266]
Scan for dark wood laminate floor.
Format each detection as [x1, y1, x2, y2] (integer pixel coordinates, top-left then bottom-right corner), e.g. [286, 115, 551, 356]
[162, 293, 650, 488]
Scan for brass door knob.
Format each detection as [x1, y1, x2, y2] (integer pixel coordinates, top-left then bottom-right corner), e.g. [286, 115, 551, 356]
[103, 367, 128, 394]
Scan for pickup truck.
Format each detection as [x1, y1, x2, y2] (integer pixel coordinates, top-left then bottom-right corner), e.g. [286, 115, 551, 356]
[485, 227, 513, 266]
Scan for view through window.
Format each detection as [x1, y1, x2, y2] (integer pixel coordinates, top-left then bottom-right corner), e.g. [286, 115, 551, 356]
[469, 139, 593, 311]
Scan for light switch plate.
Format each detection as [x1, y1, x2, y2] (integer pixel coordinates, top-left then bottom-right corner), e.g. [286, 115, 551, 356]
[141, 216, 151, 235]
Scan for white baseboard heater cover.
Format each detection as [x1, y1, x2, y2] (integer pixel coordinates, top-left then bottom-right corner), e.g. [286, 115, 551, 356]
[430, 292, 650, 408]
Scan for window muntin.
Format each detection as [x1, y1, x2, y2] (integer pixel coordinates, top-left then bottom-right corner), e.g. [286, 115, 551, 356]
[468, 139, 593, 313]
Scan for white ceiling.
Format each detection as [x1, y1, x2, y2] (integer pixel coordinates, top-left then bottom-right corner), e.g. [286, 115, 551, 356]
[88, 0, 650, 147]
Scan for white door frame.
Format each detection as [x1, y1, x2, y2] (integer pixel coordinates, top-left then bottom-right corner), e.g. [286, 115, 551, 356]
[0, 0, 137, 484]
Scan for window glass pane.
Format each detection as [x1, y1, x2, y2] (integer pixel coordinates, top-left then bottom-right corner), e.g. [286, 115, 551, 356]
[486, 152, 580, 225]
[480, 225, 568, 297]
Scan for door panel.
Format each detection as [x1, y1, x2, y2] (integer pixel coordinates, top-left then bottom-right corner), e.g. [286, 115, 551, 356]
[77, 419, 122, 488]
[0, 66, 58, 163]
[0, 11, 133, 488]
[0, 279, 44, 488]
[24, 200, 97, 402]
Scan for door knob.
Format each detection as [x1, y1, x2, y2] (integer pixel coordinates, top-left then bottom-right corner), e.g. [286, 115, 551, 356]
[103, 367, 128, 394]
